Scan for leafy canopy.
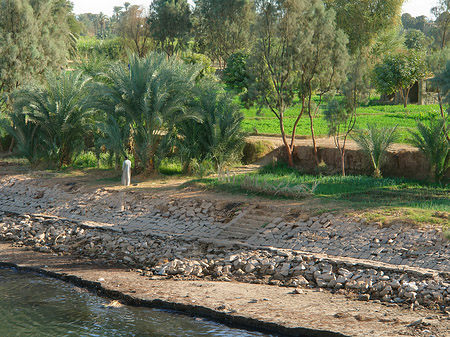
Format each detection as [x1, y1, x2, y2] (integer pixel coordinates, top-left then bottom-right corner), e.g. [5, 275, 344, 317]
[149, 0, 192, 57]
[373, 52, 427, 107]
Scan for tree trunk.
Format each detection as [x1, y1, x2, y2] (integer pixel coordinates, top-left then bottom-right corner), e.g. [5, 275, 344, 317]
[307, 88, 319, 166]
[309, 110, 319, 166]
[279, 116, 293, 167]
[8, 138, 14, 153]
[340, 148, 345, 177]
[399, 88, 407, 108]
[438, 92, 450, 145]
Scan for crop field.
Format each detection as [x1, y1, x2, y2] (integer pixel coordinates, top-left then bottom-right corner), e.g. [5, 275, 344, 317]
[240, 100, 441, 143]
[201, 163, 450, 215]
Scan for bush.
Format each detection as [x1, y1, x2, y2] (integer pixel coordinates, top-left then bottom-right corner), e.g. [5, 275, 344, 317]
[351, 124, 399, 178]
[223, 52, 249, 92]
[158, 158, 182, 175]
[409, 118, 450, 182]
[181, 52, 215, 79]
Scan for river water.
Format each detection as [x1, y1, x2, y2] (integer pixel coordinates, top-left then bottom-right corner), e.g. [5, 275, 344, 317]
[0, 268, 274, 337]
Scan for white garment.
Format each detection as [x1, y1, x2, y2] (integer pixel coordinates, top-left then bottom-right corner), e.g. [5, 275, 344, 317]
[121, 159, 132, 186]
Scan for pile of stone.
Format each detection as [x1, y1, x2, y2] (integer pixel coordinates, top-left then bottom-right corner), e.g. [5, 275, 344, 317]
[1, 212, 449, 310]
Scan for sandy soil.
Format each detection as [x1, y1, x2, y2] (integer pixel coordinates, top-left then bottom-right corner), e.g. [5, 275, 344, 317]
[246, 135, 419, 152]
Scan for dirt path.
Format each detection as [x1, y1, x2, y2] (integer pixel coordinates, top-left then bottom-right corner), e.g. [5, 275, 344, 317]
[1, 243, 449, 337]
[246, 135, 418, 152]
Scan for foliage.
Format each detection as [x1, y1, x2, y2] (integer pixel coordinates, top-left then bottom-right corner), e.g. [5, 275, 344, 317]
[0, 0, 72, 94]
[432, 0, 450, 49]
[118, 5, 151, 57]
[223, 52, 250, 93]
[171, 80, 245, 172]
[191, 158, 215, 178]
[201, 162, 450, 213]
[76, 36, 125, 61]
[427, 45, 450, 74]
[158, 157, 183, 175]
[373, 52, 428, 108]
[217, 171, 317, 199]
[149, 0, 192, 57]
[0, 108, 42, 163]
[74, 53, 110, 79]
[248, 0, 349, 167]
[97, 53, 202, 173]
[404, 29, 430, 50]
[402, 13, 433, 36]
[240, 102, 440, 143]
[324, 98, 356, 176]
[352, 124, 399, 178]
[193, 0, 255, 65]
[95, 114, 130, 169]
[181, 52, 215, 78]
[370, 27, 404, 60]
[324, 53, 370, 176]
[11, 71, 94, 168]
[325, 0, 404, 54]
[430, 59, 450, 105]
[409, 118, 450, 182]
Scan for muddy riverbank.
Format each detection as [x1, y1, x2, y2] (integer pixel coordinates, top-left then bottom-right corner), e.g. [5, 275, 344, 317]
[0, 170, 449, 336]
[1, 242, 449, 337]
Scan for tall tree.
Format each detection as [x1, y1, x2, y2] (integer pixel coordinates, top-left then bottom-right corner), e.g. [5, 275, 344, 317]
[324, 54, 369, 176]
[247, 0, 348, 167]
[149, 0, 192, 57]
[325, 0, 404, 54]
[193, 0, 255, 66]
[11, 71, 93, 167]
[119, 5, 151, 57]
[97, 53, 202, 172]
[0, 0, 72, 93]
[432, 0, 450, 49]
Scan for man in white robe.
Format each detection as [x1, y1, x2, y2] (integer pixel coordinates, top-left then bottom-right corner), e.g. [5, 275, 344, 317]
[121, 157, 132, 186]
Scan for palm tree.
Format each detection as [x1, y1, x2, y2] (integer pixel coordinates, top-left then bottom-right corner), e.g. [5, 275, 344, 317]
[95, 114, 130, 169]
[173, 81, 245, 172]
[0, 109, 42, 163]
[409, 118, 450, 182]
[97, 53, 202, 172]
[13, 71, 93, 168]
[352, 124, 398, 178]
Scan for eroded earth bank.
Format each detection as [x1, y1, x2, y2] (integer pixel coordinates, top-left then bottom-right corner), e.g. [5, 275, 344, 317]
[0, 172, 449, 336]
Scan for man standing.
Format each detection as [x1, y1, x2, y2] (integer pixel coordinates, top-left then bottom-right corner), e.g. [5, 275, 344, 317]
[122, 157, 132, 186]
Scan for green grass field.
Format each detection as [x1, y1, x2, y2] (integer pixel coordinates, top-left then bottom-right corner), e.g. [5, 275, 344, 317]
[240, 99, 441, 144]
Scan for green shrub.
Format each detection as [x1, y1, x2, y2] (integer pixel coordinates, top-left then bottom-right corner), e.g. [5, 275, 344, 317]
[181, 52, 215, 78]
[158, 158, 182, 175]
[223, 52, 249, 92]
[72, 151, 98, 168]
[409, 118, 450, 182]
[77, 36, 125, 61]
[191, 158, 215, 178]
[351, 123, 399, 178]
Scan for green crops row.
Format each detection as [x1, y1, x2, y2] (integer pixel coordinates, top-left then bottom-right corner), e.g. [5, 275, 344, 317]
[201, 163, 450, 212]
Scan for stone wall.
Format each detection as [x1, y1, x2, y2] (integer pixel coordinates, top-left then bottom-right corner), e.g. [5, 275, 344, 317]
[293, 146, 449, 180]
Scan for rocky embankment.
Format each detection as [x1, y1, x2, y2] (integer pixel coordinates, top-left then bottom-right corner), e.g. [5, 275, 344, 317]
[1, 211, 449, 312]
[0, 175, 450, 318]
